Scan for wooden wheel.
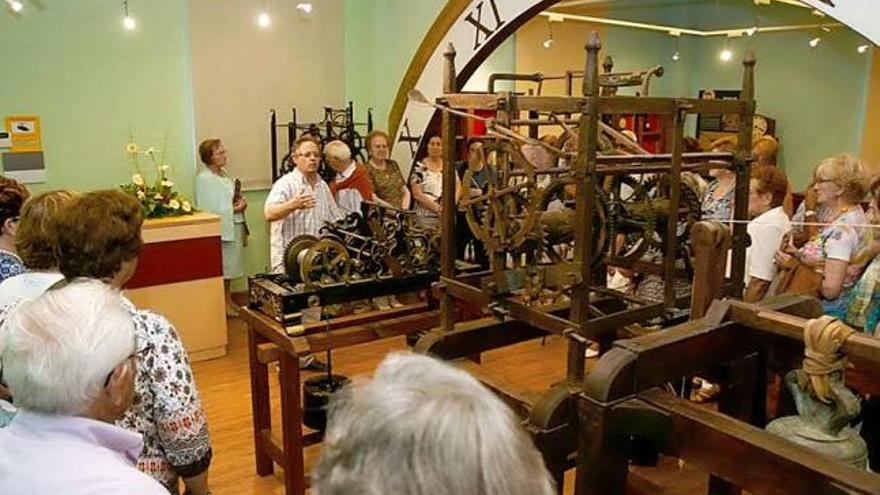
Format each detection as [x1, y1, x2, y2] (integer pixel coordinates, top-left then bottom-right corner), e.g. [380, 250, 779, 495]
[460, 142, 540, 252]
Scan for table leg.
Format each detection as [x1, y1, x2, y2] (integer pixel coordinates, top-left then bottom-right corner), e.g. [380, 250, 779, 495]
[279, 351, 306, 495]
[247, 323, 274, 476]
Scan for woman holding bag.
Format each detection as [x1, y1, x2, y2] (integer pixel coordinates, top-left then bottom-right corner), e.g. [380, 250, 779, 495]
[195, 138, 248, 318]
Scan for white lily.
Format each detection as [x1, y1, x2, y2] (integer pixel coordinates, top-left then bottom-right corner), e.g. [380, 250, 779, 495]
[132, 174, 145, 186]
[169, 199, 180, 209]
[136, 190, 146, 200]
[182, 200, 192, 213]
[162, 179, 174, 188]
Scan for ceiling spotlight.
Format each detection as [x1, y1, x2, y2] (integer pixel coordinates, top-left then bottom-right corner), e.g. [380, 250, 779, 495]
[257, 11, 271, 28]
[542, 18, 554, 49]
[295, 2, 313, 14]
[7, 0, 23, 12]
[671, 51, 680, 62]
[858, 44, 870, 54]
[122, 0, 136, 30]
[745, 26, 757, 37]
[808, 37, 822, 48]
[720, 48, 733, 62]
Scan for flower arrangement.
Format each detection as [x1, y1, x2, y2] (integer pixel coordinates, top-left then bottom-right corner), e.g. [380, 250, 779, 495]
[120, 140, 194, 218]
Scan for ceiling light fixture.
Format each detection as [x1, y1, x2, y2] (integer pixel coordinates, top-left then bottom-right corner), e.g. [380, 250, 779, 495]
[808, 36, 821, 48]
[122, 0, 136, 30]
[257, 11, 271, 27]
[542, 18, 554, 49]
[720, 35, 733, 62]
[670, 30, 681, 62]
[745, 26, 757, 36]
[857, 44, 870, 54]
[295, 2, 312, 14]
[7, 0, 23, 12]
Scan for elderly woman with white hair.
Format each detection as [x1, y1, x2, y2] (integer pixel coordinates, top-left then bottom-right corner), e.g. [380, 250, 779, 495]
[311, 352, 556, 495]
[0, 280, 166, 494]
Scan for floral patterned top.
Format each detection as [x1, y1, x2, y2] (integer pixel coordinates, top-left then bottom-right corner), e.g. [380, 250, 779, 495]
[118, 298, 212, 493]
[0, 250, 25, 284]
[366, 159, 406, 208]
[701, 180, 734, 223]
[797, 207, 867, 287]
[410, 160, 444, 219]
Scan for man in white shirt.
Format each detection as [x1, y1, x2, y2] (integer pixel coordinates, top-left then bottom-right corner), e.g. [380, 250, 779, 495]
[744, 165, 792, 302]
[265, 137, 343, 274]
[265, 137, 343, 371]
[0, 279, 166, 495]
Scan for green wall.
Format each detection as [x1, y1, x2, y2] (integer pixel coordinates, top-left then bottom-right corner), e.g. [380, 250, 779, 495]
[344, 0, 447, 129]
[0, 0, 273, 289]
[0, 0, 197, 196]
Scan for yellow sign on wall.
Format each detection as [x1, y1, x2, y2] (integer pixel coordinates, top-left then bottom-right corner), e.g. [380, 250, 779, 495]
[4, 115, 42, 153]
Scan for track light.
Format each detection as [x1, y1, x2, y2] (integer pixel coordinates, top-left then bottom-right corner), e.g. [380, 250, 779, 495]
[122, 0, 136, 31]
[808, 37, 821, 48]
[858, 44, 870, 54]
[720, 49, 733, 61]
[671, 51, 680, 62]
[7, 0, 23, 12]
[257, 10, 271, 28]
[295, 2, 312, 14]
[542, 19, 554, 49]
[745, 26, 757, 37]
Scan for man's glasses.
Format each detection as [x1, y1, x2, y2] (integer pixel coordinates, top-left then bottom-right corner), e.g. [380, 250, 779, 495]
[103, 343, 153, 387]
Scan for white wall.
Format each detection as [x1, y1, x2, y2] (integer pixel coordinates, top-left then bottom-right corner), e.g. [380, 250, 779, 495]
[188, 0, 345, 188]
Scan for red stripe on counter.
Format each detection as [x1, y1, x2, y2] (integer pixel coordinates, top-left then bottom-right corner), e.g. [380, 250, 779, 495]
[126, 236, 223, 289]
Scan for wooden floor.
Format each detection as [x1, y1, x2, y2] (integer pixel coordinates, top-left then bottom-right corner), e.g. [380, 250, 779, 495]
[193, 317, 708, 495]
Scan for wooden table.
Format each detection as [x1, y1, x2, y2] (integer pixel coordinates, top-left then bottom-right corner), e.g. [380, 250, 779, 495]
[241, 303, 440, 495]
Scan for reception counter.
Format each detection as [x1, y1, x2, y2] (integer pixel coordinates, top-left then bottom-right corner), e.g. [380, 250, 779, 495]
[124, 212, 228, 362]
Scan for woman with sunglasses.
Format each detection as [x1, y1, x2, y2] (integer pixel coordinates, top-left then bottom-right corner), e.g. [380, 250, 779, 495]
[54, 190, 213, 495]
[775, 154, 869, 318]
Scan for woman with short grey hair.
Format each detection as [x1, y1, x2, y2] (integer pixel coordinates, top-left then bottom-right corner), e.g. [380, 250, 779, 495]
[311, 352, 556, 495]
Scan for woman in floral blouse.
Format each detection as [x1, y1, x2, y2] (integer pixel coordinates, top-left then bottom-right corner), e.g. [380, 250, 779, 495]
[776, 154, 869, 319]
[0, 177, 29, 283]
[54, 190, 213, 495]
[410, 135, 460, 230]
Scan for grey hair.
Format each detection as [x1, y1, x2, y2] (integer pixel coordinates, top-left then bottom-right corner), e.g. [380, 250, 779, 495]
[0, 279, 135, 415]
[323, 140, 352, 163]
[311, 352, 556, 495]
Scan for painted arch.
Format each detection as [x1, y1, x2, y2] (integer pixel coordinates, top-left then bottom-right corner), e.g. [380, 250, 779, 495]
[388, 0, 879, 168]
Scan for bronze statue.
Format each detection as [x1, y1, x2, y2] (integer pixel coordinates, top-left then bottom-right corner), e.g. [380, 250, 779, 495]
[766, 315, 868, 468]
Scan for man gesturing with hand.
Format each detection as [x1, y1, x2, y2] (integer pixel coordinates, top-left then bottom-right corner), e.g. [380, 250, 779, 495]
[265, 137, 342, 274]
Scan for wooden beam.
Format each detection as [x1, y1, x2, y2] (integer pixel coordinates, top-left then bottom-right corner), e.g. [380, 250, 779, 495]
[293, 311, 440, 355]
[640, 388, 880, 495]
[414, 317, 547, 359]
[728, 300, 880, 365]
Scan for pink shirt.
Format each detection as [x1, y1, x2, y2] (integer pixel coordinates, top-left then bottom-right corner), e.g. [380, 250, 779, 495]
[0, 410, 166, 494]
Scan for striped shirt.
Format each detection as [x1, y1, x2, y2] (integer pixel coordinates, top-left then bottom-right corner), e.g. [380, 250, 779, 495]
[266, 168, 343, 273]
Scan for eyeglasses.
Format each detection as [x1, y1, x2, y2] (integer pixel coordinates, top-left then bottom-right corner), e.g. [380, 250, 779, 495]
[103, 343, 153, 387]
